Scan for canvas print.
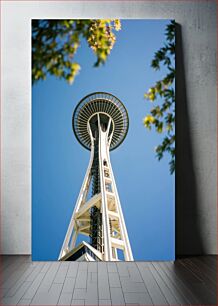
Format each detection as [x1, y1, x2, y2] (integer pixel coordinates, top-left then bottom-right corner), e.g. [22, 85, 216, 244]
[32, 19, 175, 261]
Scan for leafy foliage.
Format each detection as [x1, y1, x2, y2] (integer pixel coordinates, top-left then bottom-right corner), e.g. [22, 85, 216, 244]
[144, 20, 175, 174]
[32, 19, 121, 84]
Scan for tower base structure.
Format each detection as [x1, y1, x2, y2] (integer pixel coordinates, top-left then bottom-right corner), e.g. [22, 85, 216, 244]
[59, 241, 102, 261]
[59, 93, 133, 261]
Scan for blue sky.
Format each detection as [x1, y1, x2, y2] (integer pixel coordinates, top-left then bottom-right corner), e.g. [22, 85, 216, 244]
[32, 19, 175, 261]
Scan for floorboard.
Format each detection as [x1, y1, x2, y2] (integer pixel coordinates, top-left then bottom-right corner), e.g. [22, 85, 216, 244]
[0, 255, 217, 305]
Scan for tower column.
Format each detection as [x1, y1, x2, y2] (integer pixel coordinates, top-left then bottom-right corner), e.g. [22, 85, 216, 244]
[58, 126, 94, 260]
[106, 156, 134, 261]
[98, 114, 113, 260]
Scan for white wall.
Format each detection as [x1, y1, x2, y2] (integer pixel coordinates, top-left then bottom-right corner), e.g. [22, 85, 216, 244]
[1, 1, 217, 254]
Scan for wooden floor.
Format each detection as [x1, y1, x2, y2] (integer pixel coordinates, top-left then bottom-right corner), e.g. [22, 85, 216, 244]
[0, 256, 217, 305]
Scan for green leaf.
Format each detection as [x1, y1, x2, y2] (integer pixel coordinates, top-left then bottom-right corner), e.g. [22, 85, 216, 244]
[32, 19, 120, 85]
[143, 20, 175, 174]
[156, 121, 163, 133]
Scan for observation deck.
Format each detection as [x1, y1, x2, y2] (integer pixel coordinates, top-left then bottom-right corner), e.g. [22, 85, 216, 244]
[72, 92, 129, 151]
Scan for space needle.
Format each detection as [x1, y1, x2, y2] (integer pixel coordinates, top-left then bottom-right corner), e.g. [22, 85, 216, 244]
[59, 92, 133, 261]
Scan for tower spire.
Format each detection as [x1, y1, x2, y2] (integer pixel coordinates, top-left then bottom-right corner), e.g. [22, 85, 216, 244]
[59, 92, 133, 261]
